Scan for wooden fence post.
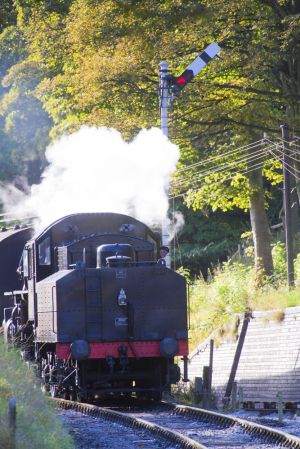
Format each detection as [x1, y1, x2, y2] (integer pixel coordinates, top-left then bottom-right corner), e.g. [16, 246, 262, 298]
[202, 365, 210, 408]
[8, 397, 16, 449]
[231, 382, 237, 412]
[237, 386, 243, 411]
[223, 312, 251, 408]
[277, 392, 283, 423]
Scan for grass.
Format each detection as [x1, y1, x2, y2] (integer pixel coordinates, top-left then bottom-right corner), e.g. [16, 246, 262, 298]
[0, 337, 73, 449]
[188, 260, 300, 351]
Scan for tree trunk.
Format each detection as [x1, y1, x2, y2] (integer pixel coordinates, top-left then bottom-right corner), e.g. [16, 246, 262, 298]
[248, 157, 273, 277]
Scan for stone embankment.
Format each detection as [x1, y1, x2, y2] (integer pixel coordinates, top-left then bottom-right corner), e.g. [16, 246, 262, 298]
[188, 306, 300, 409]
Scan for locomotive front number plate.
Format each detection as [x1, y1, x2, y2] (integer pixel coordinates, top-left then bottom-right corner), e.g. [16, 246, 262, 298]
[115, 317, 128, 326]
[116, 269, 127, 279]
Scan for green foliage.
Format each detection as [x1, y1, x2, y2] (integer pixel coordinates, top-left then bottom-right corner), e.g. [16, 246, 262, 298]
[0, 128, 19, 181]
[0, 26, 26, 80]
[271, 241, 287, 282]
[0, 0, 299, 173]
[185, 172, 251, 212]
[175, 203, 248, 276]
[189, 262, 252, 348]
[0, 1, 17, 33]
[171, 0, 299, 217]
[0, 0, 299, 273]
[0, 6, 52, 184]
[176, 266, 191, 285]
[188, 251, 300, 350]
[0, 339, 73, 449]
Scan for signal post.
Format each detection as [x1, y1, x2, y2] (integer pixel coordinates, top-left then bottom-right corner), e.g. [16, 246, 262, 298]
[158, 43, 221, 267]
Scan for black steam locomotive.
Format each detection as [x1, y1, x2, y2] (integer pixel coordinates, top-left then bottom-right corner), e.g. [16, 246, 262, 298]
[1, 212, 188, 401]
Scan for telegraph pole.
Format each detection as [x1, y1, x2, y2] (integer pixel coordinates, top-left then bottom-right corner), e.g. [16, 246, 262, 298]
[281, 124, 295, 288]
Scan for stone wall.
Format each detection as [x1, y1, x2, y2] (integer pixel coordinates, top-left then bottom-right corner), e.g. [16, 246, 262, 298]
[188, 307, 300, 407]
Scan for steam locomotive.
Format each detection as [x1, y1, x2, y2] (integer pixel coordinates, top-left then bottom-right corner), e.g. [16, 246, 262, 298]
[1, 212, 188, 401]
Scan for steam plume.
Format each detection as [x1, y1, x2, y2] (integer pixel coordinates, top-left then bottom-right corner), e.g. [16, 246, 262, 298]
[0, 126, 180, 231]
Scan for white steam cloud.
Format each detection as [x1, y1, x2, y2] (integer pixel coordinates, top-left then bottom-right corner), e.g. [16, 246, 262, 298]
[0, 126, 181, 231]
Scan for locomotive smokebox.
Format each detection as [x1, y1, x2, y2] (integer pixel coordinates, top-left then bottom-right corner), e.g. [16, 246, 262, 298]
[96, 243, 135, 268]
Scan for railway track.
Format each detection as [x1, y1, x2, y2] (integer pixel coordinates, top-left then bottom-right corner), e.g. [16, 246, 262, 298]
[53, 398, 300, 448]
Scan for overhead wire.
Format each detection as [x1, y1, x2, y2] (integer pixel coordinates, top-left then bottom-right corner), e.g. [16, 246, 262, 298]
[169, 159, 269, 199]
[282, 159, 300, 179]
[284, 140, 300, 149]
[265, 138, 300, 155]
[176, 139, 265, 173]
[170, 136, 300, 200]
[174, 141, 280, 180]
[171, 145, 273, 188]
[265, 137, 300, 154]
[171, 165, 259, 197]
[170, 144, 283, 200]
[267, 148, 300, 186]
[283, 163, 300, 183]
[170, 164, 264, 199]
[170, 143, 281, 194]
[178, 137, 300, 176]
[270, 146, 300, 170]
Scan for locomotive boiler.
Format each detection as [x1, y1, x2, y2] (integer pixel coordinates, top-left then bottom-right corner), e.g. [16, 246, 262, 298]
[2, 212, 188, 401]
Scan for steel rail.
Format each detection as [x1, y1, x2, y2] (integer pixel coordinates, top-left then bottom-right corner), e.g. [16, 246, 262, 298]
[52, 398, 207, 449]
[163, 401, 300, 448]
[52, 397, 300, 448]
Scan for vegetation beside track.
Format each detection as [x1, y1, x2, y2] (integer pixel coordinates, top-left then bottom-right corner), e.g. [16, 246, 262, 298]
[188, 242, 300, 350]
[0, 337, 73, 449]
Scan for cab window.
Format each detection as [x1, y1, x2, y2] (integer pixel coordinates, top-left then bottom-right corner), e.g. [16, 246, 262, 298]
[38, 237, 51, 265]
[23, 250, 29, 277]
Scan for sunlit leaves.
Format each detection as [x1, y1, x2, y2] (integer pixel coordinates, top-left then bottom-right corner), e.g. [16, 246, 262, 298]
[263, 158, 283, 185]
[185, 171, 251, 212]
[0, 0, 299, 199]
[0, 26, 26, 79]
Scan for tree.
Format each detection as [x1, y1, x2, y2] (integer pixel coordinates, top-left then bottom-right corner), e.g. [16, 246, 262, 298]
[19, 0, 208, 138]
[174, 203, 249, 277]
[170, 0, 300, 276]
[2, 0, 299, 276]
[0, 1, 17, 32]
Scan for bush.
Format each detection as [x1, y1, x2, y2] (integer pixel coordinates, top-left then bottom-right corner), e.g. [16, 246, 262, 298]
[271, 241, 287, 283]
[188, 262, 252, 349]
[188, 257, 300, 350]
[0, 339, 73, 449]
